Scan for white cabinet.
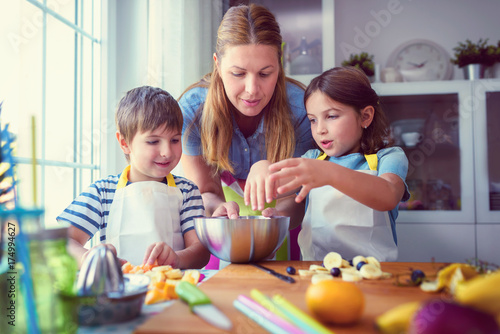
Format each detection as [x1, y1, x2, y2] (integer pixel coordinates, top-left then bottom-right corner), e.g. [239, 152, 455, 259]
[373, 79, 500, 263]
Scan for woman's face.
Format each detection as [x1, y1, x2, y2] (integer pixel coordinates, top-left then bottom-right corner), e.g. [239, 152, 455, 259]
[215, 44, 279, 118]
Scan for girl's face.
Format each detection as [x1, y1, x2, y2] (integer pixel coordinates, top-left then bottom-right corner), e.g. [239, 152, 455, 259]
[215, 44, 279, 118]
[306, 91, 372, 158]
[117, 125, 182, 182]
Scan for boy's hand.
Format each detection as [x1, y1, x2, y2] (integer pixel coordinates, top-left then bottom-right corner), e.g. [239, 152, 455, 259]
[261, 207, 279, 217]
[82, 243, 127, 265]
[212, 201, 239, 218]
[143, 242, 180, 268]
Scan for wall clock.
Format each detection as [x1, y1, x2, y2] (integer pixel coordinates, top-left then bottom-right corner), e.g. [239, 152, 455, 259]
[386, 39, 454, 82]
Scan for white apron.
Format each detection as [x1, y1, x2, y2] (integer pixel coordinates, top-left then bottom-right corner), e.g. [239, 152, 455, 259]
[106, 166, 185, 265]
[298, 154, 398, 262]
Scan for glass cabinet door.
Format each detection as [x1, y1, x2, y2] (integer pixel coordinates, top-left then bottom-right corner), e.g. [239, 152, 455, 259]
[246, 0, 334, 84]
[473, 80, 500, 223]
[373, 81, 475, 224]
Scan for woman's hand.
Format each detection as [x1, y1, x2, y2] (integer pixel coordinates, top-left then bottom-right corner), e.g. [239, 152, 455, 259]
[244, 160, 278, 211]
[143, 242, 180, 268]
[212, 201, 240, 218]
[269, 158, 329, 203]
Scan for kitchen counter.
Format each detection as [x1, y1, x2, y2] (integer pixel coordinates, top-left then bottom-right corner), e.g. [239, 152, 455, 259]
[135, 261, 449, 334]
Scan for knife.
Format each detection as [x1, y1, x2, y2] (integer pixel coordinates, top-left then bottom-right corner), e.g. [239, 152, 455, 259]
[251, 263, 296, 284]
[175, 281, 233, 331]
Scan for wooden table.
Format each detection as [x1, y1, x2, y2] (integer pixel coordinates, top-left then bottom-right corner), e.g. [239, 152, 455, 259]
[135, 261, 448, 334]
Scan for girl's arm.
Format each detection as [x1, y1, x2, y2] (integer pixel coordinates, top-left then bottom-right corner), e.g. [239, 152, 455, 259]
[269, 158, 406, 211]
[181, 154, 239, 217]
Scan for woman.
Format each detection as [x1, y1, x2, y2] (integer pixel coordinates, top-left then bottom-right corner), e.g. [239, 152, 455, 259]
[178, 4, 314, 219]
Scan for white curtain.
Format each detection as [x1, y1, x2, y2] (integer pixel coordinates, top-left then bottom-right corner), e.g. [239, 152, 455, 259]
[147, 0, 223, 99]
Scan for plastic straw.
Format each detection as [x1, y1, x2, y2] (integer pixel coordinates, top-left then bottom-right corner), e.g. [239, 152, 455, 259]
[272, 294, 335, 334]
[237, 295, 305, 334]
[250, 288, 290, 320]
[234, 299, 290, 334]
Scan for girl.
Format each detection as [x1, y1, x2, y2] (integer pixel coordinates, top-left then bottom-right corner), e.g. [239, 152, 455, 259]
[248, 66, 410, 261]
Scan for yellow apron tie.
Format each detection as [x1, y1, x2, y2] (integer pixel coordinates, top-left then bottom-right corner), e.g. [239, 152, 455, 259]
[317, 152, 378, 171]
[116, 165, 176, 189]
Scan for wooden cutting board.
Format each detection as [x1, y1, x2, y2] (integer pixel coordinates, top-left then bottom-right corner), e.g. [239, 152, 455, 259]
[135, 261, 448, 334]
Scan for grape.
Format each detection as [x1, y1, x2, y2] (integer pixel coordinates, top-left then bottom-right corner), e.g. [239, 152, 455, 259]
[286, 266, 296, 275]
[356, 261, 367, 270]
[411, 269, 426, 285]
[330, 267, 341, 277]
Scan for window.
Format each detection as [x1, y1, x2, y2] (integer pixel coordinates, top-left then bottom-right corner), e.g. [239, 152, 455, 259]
[0, 0, 103, 228]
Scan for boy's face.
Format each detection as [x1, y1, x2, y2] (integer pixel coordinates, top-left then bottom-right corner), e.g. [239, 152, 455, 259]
[117, 125, 182, 182]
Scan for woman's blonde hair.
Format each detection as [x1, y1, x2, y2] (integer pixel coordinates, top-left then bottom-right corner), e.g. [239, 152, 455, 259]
[181, 4, 303, 174]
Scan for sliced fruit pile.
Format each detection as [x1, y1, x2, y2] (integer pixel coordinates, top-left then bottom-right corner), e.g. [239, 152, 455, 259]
[376, 263, 500, 333]
[419, 262, 479, 293]
[298, 252, 391, 283]
[121, 261, 201, 305]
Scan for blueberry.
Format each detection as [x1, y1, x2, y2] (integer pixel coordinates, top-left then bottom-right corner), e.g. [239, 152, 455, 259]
[330, 267, 341, 277]
[286, 266, 296, 275]
[356, 261, 367, 270]
[348, 259, 354, 267]
[411, 269, 426, 284]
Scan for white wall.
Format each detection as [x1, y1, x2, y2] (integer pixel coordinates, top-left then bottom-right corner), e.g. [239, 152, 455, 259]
[334, 0, 500, 80]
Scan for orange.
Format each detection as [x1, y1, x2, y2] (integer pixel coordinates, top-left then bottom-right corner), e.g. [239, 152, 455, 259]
[305, 280, 365, 325]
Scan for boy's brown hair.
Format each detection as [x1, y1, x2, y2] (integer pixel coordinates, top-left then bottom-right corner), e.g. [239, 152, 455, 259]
[116, 86, 183, 144]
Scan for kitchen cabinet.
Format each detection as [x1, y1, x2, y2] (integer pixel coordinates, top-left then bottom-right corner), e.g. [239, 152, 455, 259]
[372, 79, 500, 264]
[249, 0, 334, 83]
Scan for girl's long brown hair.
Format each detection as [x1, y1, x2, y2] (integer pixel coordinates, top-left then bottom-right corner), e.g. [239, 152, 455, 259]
[304, 66, 393, 154]
[180, 4, 302, 174]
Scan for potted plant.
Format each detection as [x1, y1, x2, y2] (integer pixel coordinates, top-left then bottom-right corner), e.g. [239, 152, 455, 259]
[342, 52, 375, 80]
[450, 38, 499, 79]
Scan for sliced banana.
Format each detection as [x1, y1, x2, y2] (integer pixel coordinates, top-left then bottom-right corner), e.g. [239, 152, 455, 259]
[311, 274, 334, 284]
[323, 252, 343, 270]
[366, 256, 381, 269]
[342, 270, 363, 282]
[352, 255, 368, 268]
[299, 269, 316, 277]
[309, 264, 328, 272]
[420, 280, 440, 292]
[359, 263, 382, 279]
[341, 259, 352, 268]
[340, 267, 358, 274]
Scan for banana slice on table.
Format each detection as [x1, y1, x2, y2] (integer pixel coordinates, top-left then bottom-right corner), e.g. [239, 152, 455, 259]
[299, 269, 316, 277]
[309, 264, 329, 272]
[366, 256, 381, 269]
[352, 255, 368, 268]
[323, 252, 343, 270]
[311, 274, 334, 284]
[359, 263, 383, 279]
[342, 270, 363, 282]
[341, 259, 352, 268]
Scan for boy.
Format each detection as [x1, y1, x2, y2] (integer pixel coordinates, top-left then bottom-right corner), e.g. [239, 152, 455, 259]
[58, 86, 210, 269]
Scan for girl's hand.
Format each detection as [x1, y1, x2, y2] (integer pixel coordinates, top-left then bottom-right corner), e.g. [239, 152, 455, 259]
[244, 160, 278, 211]
[212, 201, 240, 218]
[143, 242, 180, 268]
[269, 158, 329, 203]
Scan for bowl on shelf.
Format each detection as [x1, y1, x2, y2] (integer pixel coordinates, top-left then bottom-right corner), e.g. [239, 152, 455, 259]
[194, 216, 290, 263]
